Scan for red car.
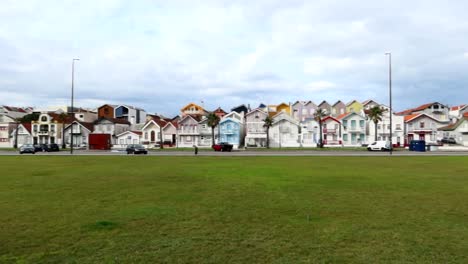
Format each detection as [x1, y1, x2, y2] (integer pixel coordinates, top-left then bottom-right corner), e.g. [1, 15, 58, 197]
[212, 142, 233, 152]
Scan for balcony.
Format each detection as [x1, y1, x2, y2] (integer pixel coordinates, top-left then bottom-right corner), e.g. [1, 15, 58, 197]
[323, 128, 337, 134]
[222, 129, 235, 134]
[345, 126, 365, 132]
[178, 129, 198, 135]
[38, 130, 50, 135]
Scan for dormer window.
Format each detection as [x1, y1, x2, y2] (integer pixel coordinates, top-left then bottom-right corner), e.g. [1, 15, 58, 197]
[41, 116, 47, 122]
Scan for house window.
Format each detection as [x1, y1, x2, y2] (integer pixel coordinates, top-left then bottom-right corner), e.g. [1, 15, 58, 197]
[144, 132, 148, 140]
[33, 125, 38, 132]
[0, 126, 6, 131]
[378, 125, 381, 130]
[302, 109, 307, 115]
[50, 137, 55, 144]
[202, 124, 206, 129]
[50, 125, 55, 132]
[387, 125, 391, 130]
[41, 116, 47, 122]
[420, 122, 425, 128]
[343, 120, 348, 127]
[359, 120, 364, 127]
[396, 124, 401, 130]
[343, 134, 348, 141]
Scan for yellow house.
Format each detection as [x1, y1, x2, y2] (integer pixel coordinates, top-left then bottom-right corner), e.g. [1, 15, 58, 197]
[346, 100, 363, 113]
[180, 103, 208, 116]
[267, 103, 291, 117]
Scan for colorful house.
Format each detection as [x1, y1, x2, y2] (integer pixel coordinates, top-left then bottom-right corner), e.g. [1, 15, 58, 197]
[180, 103, 208, 117]
[346, 100, 363, 113]
[331, 101, 346, 117]
[403, 113, 449, 145]
[219, 111, 244, 149]
[338, 112, 366, 146]
[291, 101, 317, 122]
[321, 116, 342, 146]
[318, 101, 332, 115]
[245, 108, 269, 147]
[177, 115, 202, 147]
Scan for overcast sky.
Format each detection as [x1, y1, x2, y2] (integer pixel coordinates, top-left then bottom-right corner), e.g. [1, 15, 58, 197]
[1, 0, 467, 117]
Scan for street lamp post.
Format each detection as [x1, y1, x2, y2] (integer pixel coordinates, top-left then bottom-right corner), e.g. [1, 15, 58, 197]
[71, 58, 79, 155]
[385, 52, 392, 155]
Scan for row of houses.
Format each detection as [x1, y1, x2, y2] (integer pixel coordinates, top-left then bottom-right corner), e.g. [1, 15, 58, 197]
[1, 100, 467, 149]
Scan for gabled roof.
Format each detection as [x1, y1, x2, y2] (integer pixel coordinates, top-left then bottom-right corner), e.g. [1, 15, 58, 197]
[362, 99, 379, 106]
[116, 130, 142, 137]
[396, 102, 444, 115]
[304, 101, 316, 106]
[246, 108, 268, 117]
[272, 111, 299, 125]
[439, 114, 468, 131]
[318, 100, 330, 107]
[332, 100, 345, 107]
[2, 106, 27, 113]
[180, 103, 206, 112]
[213, 107, 226, 114]
[21, 123, 32, 133]
[346, 100, 361, 106]
[64, 121, 94, 132]
[404, 113, 445, 123]
[321, 116, 340, 123]
[336, 112, 350, 120]
[115, 104, 145, 111]
[142, 117, 168, 130]
[178, 114, 203, 124]
[450, 104, 467, 111]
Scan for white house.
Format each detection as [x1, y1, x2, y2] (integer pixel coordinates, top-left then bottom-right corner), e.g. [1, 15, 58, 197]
[63, 121, 94, 148]
[244, 108, 269, 148]
[177, 115, 202, 147]
[198, 117, 217, 147]
[300, 118, 320, 147]
[438, 113, 468, 146]
[403, 113, 450, 145]
[0, 106, 31, 147]
[93, 117, 131, 145]
[114, 105, 147, 126]
[270, 112, 300, 147]
[115, 131, 142, 148]
[30, 112, 70, 145]
[9, 123, 33, 147]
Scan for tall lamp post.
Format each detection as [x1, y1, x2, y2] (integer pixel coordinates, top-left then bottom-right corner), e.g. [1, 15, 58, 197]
[385, 52, 392, 155]
[71, 58, 79, 155]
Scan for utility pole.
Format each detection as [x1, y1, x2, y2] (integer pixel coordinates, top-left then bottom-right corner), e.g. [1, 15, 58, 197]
[70, 58, 79, 155]
[385, 52, 392, 155]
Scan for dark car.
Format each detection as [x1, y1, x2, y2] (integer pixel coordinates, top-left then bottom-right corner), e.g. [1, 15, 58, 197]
[212, 142, 233, 152]
[441, 137, 456, 144]
[126, 144, 148, 155]
[47, 143, 60, 152]
[33, 144, 46, 152]
[19, 144, 35, 154]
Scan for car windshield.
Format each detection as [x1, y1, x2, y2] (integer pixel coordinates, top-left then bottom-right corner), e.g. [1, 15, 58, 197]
[134, 144, 144, 148]
[23, 144, 33, 147]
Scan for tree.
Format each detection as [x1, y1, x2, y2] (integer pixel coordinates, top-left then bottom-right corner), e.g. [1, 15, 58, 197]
[368, 106, 384, 141]
[313, 108, 327, 148]
[263, 116, 274, 148]
[56, 113, 69, 149]
[206, 112, 220, 146]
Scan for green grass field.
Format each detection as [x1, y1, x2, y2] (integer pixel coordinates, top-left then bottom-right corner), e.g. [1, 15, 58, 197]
[1, 156, 468, 263]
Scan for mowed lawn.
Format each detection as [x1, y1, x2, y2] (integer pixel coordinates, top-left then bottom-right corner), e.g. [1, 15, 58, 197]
[1, 157, 468, 263]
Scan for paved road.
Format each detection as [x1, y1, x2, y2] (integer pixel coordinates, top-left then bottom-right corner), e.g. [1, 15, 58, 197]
[1, 150, 468, 156]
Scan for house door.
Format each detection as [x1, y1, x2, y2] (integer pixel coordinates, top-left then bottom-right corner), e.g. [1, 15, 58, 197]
[419, 134, 425, 140]
[172, 134, 176, 144]
[150, 131, 155, 142]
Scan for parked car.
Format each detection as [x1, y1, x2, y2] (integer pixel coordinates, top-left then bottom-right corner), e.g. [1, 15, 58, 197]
[33, 144, 47, 152]
[47, 143, 60, 152]
[212, 142, 234, 152]
[367, 141, 391, 151]
[441, 137, 456, 144]
[126, 144, 148, 155]
[19, 144, 36, 154]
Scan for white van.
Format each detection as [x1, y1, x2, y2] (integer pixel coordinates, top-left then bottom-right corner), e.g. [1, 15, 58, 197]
[367, 141, 391, 151]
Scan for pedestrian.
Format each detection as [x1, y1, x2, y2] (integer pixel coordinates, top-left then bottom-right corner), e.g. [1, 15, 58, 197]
[194, 145, 198, 155]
